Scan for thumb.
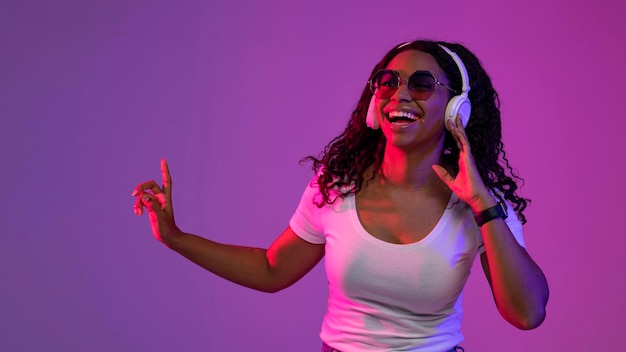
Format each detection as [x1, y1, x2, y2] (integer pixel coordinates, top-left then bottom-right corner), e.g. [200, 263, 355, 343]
[432, 165, 454, 187]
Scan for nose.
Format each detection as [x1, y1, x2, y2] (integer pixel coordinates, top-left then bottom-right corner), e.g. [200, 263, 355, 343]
[391, 79, 412, 101]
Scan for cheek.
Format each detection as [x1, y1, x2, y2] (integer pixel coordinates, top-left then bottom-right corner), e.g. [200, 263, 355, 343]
[377, 99, 387, 113]
[428, 96, 449, 118]
[423, 101, 449, 130]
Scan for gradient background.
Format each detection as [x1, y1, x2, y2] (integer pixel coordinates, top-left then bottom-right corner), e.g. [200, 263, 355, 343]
[2, 0, 624, 351]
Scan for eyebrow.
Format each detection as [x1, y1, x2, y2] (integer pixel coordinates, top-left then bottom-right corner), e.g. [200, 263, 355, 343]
[382, 69, 437, 79]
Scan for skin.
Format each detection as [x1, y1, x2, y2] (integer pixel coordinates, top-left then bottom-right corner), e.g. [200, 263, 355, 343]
[132, 49, 548, 329]
[358, 51, 455, 244]
[132, 160, 325, 293]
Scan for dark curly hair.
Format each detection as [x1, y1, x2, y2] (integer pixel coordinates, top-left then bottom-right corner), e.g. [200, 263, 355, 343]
[301, 39, 530, 224]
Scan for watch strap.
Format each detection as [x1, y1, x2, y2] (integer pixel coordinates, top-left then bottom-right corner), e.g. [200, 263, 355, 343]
[474, 202, 508, 226]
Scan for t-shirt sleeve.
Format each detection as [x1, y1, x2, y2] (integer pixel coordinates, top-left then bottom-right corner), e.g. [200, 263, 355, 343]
[478, 200, 525, 254]
[289, 178, 326, 244]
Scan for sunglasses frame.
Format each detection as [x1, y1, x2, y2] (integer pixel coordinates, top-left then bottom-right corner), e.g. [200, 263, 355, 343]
[369, 69, 458, 100]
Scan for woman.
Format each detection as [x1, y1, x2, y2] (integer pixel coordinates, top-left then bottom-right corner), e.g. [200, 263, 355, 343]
[132, 40, 549, 351]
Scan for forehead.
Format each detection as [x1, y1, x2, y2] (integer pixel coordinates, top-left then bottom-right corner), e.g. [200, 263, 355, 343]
[385, 50, 446, 80]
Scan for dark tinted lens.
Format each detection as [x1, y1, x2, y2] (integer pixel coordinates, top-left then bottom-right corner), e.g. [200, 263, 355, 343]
[407, 71, 436, 100]
[371, 70, 399, 98]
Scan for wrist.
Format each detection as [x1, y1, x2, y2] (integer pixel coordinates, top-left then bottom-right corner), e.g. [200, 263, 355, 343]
[474, 202, 508, 226]
[162, 228, 185, 249]
[467, 192, 497, 214]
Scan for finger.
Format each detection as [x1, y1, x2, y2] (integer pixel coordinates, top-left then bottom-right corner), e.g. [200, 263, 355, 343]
[454, 114, 471, 154]
[455, 114, 469, 138]
[447, 119, 463, 150]
[432, 164, 454, 188]
[132, 180, 162, 197]
[161, 159, 172, 200]
[134, 195, 143, 216]
[140, 193, 164, 214]
[134, 191, 150, 216]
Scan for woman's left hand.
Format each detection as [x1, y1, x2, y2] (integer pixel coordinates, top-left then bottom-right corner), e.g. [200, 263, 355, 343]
[432, 114, 496, 212]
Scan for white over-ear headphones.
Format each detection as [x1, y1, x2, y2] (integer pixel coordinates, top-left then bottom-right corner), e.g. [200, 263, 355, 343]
[365, 95, 379, 129]
[365, 42, 471, 130]
[437, 44, 471, 128]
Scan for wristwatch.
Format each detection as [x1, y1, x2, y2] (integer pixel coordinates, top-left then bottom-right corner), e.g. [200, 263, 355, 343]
[474, 202, 508, 226]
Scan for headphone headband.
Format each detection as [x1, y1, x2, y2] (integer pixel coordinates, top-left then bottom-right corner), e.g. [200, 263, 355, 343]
[437, 43, 472, 127]
[437, 44, 470, 95]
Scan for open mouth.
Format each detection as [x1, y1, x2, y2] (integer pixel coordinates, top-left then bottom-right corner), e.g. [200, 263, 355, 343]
[387, 111, 420, 125]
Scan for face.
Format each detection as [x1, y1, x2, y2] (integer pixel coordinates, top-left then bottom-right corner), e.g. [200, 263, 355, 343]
[374, 49, 452, 150]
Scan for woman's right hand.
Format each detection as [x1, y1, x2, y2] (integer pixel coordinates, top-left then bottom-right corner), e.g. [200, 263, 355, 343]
[132, 159, 182, 246]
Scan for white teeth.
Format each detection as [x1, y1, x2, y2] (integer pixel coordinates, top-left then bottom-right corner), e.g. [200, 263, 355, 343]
[388, 111, 417, 120]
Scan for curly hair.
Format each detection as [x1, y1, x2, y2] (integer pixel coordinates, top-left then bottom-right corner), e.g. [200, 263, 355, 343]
[301, 40, 530, 224]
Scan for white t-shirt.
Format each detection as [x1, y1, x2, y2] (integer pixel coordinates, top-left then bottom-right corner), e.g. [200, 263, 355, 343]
[289, 179, 524, 351]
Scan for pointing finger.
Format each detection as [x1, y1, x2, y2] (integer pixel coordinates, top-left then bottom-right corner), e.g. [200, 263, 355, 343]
[161, 159, 172, 200]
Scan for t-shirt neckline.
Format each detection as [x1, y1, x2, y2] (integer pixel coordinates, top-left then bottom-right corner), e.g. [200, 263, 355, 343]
[348, 192, 457, 248]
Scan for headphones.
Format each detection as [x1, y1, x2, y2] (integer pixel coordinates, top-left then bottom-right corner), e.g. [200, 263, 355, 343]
[366, 42, 471, 130]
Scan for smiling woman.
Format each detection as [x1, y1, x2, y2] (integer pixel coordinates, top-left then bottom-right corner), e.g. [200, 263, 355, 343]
[133, 39, 549, 351]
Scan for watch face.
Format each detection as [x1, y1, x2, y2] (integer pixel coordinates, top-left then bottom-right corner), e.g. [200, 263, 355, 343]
[474, 203, 508, 227]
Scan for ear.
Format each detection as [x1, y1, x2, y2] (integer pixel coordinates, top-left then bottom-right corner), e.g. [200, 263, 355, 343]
[366, 96, 379, 130]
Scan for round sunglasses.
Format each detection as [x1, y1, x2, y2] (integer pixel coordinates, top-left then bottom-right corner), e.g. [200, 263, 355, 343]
[369, 69, 457, 100]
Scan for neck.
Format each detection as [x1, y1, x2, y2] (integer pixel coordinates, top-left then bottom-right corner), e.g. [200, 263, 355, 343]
[378, 139, 445, 190]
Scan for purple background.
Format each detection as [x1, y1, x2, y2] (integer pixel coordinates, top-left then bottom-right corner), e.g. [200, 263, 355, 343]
[2, 0, 625, 350]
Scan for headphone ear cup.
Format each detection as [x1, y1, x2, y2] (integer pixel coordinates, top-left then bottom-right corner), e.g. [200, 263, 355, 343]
[366, 96, 380, 130]
[445, 94, 471, 129]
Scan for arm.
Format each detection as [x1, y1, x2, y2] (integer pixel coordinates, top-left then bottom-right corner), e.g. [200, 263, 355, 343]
[471, 193, 549, 329]
[479, 223, 548, 329]
[162, 227, 324, 293]
[132, 159, 325, 293]
[433, 117, 549, 330]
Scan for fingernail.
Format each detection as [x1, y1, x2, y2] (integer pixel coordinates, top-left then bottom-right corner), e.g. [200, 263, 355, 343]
[132, 190, 137, 196]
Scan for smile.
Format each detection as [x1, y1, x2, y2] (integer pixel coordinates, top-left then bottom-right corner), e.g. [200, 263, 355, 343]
[386, 110, 421, 126]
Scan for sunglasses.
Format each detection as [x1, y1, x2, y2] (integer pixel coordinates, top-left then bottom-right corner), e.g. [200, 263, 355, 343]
[369, 69, 457, 101]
